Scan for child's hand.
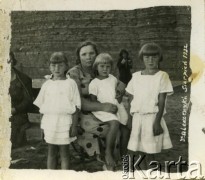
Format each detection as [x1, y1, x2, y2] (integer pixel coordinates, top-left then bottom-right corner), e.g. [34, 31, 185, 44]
[70, 125, 78, 137]
[127, 116, 132, 130]
[102, 103, 118, 114]
[153, 122, 163, 136]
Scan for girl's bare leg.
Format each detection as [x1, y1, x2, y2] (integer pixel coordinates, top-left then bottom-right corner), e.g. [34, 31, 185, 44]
[139, 152, 148, 170]
[128, 150, 147, 171]
[127, 150, 135, 172]
[146, 153, 155, 170]
[47, 144, 58, 169]
[120, 124, 130, 156]
[59, 145, 70, 169]
[105, 120, 119, 170]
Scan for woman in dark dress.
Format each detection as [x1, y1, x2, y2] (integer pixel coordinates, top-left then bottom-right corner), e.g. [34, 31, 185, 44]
[117, 49, 132, 85]
[9, 51, 33, 148]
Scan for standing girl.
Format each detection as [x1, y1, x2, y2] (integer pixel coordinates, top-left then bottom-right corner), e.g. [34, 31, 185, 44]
[89, 53, 129, 170]
[117, 49, 132, 85]
[126, 43, 173, 170]
[34, 52, 81, 169]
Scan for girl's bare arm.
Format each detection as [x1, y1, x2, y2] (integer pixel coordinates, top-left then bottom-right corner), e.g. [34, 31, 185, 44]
[126, 91, 133, 130]
[153, 93, 167, 136]
[89, 94, 98, 102]
[70, 107, 80, 137]
[81, 97, 118, 114]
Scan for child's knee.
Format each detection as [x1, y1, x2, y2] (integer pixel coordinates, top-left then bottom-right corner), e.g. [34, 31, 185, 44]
[59, 145, 70, 157]
[48, 150, 58, 159]
[108, 120, 120, 129]
[48, 145, 58, 155]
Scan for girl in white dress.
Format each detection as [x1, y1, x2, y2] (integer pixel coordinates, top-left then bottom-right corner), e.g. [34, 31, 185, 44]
[89, 53, 128, 170]
[34, 52, 81, 169]
[126, 43, 173, 170]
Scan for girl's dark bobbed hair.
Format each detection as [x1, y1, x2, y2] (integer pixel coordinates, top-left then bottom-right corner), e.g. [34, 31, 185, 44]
[9, 51, 17, 66]
[139, 42, 163, 62]
[75, 41, 98, 64]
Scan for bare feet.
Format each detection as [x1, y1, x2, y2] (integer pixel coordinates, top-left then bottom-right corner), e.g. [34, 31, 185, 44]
[96, 154, 105, 163]
[105, 152, 116, 171]
[103, 164, 114, 171]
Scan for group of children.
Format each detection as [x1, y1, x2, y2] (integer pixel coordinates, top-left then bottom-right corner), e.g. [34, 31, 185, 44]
[34, 42, 173, 171]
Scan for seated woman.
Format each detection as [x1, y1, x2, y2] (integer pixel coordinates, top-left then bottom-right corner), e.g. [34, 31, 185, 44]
[68, 41, 130, 170]
[9, 51, 33, 148]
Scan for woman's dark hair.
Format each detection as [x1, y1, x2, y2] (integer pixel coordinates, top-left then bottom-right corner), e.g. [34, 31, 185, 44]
[9, 51, 17, 66]
[119, 49, 129, 59]
[76, 41, 98, 64]
[139, 42, 163, 62]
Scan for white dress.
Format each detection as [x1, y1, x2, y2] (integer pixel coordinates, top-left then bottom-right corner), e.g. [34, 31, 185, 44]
[126, 71, 173, 153]
[34, 77, 81, 145]
[89, 74, 128, 125]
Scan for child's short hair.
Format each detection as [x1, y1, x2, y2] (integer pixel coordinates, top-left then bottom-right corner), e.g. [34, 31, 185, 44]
[50, 52, 68, 65]
[139, 42, 163, 62]
[93, 53, 114, 70]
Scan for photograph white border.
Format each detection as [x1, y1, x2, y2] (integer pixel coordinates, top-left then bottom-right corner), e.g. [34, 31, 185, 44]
[0, 0, 205, 179]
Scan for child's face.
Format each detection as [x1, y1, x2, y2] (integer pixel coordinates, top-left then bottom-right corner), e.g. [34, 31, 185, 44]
[143, 55, 160, 69]
[122, 52, 128, 59]
[97, 62, 111, 77]
[49, 62, 68, 78]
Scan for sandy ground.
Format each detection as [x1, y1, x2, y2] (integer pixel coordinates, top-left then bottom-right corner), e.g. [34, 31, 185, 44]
[10, 86, 190, 173]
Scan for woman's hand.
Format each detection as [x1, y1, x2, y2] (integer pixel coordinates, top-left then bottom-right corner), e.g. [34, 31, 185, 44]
[102, 103, 118, 114]
[70, 125, 78, 137]
[153, 121, 163, 136]
[115, 81, 126, 103]
[116, 90, 123, 103]
[11, 108, 16, 115]
[116, 96, 123, 104]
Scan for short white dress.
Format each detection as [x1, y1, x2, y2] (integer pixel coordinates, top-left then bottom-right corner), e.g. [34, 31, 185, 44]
[126, 71, 173, 153]
[34, 77, 81, 145]
[89, 74, 128, 125]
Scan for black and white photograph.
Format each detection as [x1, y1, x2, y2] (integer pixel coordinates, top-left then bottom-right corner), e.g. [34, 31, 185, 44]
[0, 0, 205, 179]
